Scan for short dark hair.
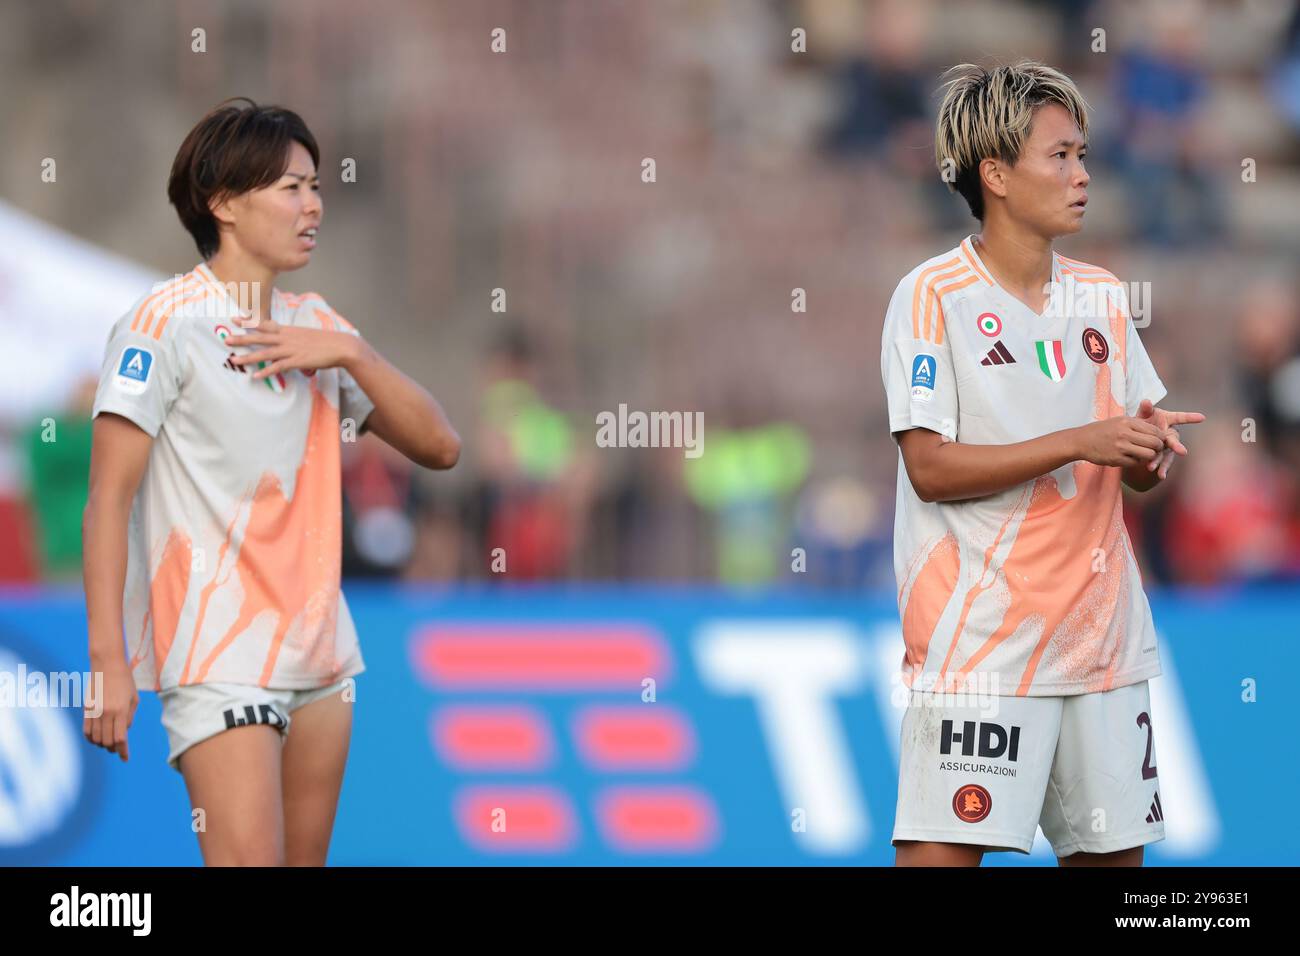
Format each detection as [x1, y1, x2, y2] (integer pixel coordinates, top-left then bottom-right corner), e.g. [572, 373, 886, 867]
[167, 97, 320, 259]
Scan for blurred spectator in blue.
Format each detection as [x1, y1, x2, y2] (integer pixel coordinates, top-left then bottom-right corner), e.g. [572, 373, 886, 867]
[1112, 4, 1224, 246]
[1270, 2, 1300, 134]
[788, 474, 894, 592]
[820, 0, 931, 172]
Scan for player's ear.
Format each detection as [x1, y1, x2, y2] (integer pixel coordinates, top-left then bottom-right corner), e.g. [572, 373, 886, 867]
[208, 190, 237, 228]
[979, 157, 1008, 201]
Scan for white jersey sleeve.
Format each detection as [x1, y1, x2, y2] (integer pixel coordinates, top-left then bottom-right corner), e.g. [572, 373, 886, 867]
[881, 271, 959, 441]
[306, 297, 376, 432]
[338, 359, 375, 433]
[1115, 285, 1167, 416]
[91, 302, 187, 438]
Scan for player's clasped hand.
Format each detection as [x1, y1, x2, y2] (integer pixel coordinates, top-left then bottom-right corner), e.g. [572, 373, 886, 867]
[227, 316, 360, 380]
[1077, 401, 1206, 480]
[1135, 398, 1206, 480]
[1077, 415, 1166, 467]
[84, 656, 138, 762]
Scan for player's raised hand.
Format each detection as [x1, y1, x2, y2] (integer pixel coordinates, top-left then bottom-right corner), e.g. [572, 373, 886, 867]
[1075, 415, 1167, 467]
[227, 315, 361, 380]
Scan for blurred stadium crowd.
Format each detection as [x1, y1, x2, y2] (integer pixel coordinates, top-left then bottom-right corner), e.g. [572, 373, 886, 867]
[2, 0, 1299, 590]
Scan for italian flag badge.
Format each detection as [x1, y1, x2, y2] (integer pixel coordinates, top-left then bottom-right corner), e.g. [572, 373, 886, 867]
[1034, 339, 1066, 381]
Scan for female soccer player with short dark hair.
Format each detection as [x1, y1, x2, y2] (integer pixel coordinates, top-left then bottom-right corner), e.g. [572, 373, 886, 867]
[82, 97, 460, 865]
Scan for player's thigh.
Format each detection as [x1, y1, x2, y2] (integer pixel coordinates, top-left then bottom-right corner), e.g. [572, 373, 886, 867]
[892, 688, 1062, 858]
[282, 685, 353, 866]
[179, 723, 285, 866]
[1040, 680, 1164, 862]
[1058, 846, 1144, 867]
[895, 840, 985, 866]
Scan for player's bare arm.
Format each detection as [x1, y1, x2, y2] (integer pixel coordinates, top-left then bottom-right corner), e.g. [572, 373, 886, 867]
[898, 413, 1169, 503]
[334, 334, 461, 470]
[82, 412, 151, 762]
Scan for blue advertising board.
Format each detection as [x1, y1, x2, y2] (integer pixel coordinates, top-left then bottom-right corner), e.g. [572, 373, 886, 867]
[0, 584, 1295, 865]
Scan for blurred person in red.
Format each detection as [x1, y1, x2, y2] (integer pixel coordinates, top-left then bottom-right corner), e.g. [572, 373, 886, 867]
[1164, 415, 1300, 585]
[1154, 276, 1300, 586]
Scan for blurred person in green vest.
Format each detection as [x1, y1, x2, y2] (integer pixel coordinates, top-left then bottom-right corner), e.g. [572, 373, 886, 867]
[471, 327, 597, 579]
[683, 396, 811, 585]
[21, 374, 97, 581]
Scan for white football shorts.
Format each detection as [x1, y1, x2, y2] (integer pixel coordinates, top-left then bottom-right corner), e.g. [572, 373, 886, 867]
[158, 677, 354, 773]
[892, 680, 1166, 856]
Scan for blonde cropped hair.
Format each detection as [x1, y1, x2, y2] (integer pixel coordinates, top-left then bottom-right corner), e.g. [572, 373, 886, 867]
[934, 60, 1090, 221]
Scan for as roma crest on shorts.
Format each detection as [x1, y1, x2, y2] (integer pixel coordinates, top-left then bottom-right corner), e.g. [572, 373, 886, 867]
[1082, 327, 1110, 364]
[1034, 339, 1067, 382]
[952, 783, 992, 823]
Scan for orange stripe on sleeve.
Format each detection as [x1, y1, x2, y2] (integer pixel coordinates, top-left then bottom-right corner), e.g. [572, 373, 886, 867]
[910, 257, 961, 341]
[928, 272, 979, 346]
[131, 277, 198, 332]
[150, 288, 211, 339]
[921, 264, 971, 344]
[141, 284, 208, 337]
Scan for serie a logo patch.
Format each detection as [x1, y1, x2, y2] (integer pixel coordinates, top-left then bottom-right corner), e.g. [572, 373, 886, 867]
[113, 346, 153, 396]
[911, 353, 937, 404]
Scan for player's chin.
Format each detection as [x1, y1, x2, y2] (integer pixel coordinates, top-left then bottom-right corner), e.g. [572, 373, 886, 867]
[1051, 217, 1084, 238]
[279, 249, 313, 272]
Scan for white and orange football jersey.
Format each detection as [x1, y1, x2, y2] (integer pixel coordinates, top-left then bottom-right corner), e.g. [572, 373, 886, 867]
[880, 236, 1167, 697]
[92, 263, 374, 692]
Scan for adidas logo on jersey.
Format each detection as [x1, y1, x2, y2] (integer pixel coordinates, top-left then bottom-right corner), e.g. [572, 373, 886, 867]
[222, 354, 248, 375]
[980, 341, 1016, 366]
[1145, 791, 1164, 824]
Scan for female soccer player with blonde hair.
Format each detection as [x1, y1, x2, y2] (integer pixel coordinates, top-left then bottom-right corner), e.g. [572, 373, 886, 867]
[82, 98, 461, 865]
[881, 62, 1204, 866]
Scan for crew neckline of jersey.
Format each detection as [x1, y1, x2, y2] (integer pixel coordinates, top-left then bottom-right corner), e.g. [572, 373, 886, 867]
[194, 261, 285, 324]
[963, 235, 1063, 320]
